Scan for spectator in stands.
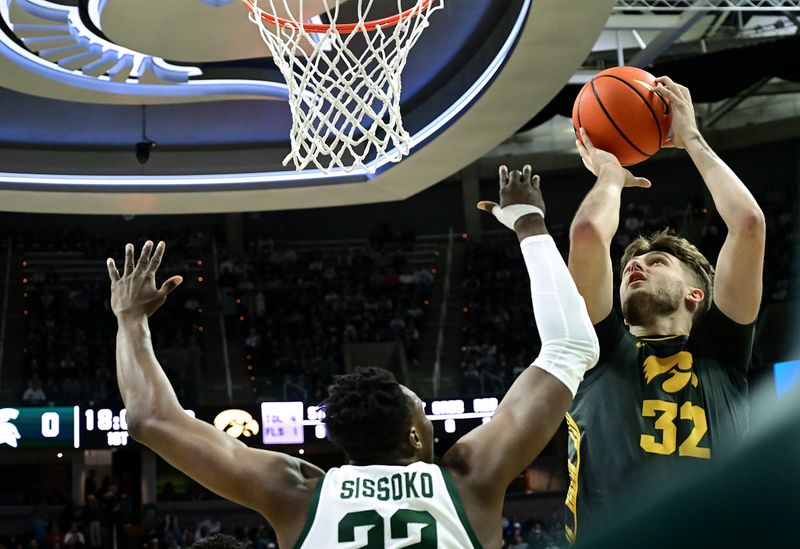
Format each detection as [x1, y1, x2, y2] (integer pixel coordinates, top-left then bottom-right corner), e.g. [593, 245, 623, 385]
[83, 470, 97, 503]
[508, 529, 529, 549]
[83, 495, 102, 549]
[190, 534, 243, 549]
[22, 375, 47, 406]
[194, 516, 221, 541]
[62, 524, 85, 548]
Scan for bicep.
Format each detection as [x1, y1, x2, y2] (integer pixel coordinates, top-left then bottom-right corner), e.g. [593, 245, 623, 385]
[713, 222, 765, 324]
[132, 412, 318, 518]
[569, 226, 614, 324]
[442, 367, 572, 497]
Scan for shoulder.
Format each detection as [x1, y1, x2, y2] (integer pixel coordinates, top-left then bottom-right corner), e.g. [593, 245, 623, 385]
[594, 309, 629, 352]
[691, 303, 756, 353]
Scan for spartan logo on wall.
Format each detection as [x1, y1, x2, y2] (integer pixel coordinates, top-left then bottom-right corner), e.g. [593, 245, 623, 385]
[213, 409, 260, 439]
[0, 408, 22, 448]
[643, 352, 699, 393]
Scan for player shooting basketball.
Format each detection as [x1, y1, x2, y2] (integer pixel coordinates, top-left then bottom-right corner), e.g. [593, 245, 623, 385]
[566, 76, 766, 542]
[107, 166, 598, 549]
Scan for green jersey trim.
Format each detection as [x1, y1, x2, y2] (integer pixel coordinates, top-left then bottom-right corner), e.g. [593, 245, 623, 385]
[292, 474, 325, 549]
[440, 466, 483, 549]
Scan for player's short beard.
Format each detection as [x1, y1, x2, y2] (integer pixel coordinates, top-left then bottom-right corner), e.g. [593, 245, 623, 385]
[622, 279, 684, 327]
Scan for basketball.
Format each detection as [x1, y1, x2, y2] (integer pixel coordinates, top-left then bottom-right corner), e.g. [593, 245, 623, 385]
[572, 66, 673, 166]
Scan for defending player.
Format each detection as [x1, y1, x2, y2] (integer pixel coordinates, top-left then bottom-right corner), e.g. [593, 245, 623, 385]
[107, 165, 598, 549]
[566, 76, 766, 541]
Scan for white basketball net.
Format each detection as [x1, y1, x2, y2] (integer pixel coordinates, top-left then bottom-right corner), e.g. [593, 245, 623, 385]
[244, 0, 444, 173]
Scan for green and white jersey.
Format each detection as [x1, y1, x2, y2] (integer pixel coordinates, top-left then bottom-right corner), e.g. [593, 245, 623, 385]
[294, 462, 482, 549]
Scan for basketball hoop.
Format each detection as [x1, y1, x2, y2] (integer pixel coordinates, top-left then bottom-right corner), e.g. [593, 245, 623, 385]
[241, 0, 444, 173]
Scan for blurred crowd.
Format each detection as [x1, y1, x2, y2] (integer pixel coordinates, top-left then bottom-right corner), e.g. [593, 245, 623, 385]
[502, 510, 568, 549]
[218, 223, 436, 401]
[6, 179, 798, 407]
[15, 227, 209, 409]
[0, 472, 133, 549]
[1, 496, 568, 549]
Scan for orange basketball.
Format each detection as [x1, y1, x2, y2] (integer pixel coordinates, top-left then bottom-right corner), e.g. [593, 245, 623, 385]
[572, 66, 672, 167]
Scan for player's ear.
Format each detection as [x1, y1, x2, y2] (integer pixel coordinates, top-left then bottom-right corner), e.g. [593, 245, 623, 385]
[408, 427, 422, 450]
[686, 287, 704, 311]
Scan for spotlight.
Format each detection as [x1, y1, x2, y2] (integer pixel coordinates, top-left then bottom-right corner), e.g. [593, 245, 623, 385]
[135, 141, 154, 164]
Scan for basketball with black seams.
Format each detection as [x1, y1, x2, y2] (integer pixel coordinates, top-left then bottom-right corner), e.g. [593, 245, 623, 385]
[572, 66, 673, 166]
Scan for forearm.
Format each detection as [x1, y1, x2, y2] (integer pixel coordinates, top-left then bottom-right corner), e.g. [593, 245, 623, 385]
[520, 236, 599, 395]
[116, 316, 183, 429]
[570, 164, 626, 243]
[686, 132, 764, 231]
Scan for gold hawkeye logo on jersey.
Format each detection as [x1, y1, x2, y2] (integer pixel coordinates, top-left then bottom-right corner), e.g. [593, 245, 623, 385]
[643, 352, 699, 393]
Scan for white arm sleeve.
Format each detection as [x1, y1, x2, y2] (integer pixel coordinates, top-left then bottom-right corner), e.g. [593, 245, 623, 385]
[520, 235, 600, 396]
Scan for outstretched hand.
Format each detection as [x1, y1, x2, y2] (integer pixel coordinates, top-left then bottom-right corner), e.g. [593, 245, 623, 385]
[477, 164, 546, 215]
[107, 241, 183, 319]
[576, 128, 651, 189]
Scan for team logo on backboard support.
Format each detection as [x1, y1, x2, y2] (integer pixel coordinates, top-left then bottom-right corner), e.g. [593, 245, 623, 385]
[213, 409, 260, 439]
[0, 408, 22, 448]
[643, 352, 699, 393]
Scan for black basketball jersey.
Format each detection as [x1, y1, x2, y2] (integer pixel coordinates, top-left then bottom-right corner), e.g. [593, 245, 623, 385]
[564, 304, 754, 543]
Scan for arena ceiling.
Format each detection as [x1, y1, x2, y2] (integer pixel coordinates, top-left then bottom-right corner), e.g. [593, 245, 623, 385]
[1, 0, 798, 214]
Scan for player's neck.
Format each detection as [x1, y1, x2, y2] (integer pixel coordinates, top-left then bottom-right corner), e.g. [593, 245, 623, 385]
[349, 455, 420, 467]
[628, 313, 692, 338]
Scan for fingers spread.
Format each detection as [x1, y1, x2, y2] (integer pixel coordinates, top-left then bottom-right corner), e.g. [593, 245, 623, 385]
[159, 275, 183, 296]
[123, 243, 135, 277]
[147, 241, 166, 274]
[498, 165, 509, 187]
[107, 258, 120, 282]
[136, 240, 154, 272]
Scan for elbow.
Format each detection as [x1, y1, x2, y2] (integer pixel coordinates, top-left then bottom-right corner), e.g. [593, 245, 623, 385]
[125, 414, 149, 442]
[732, 208, 766, 240]
[541, 333, 600, 372]
[746, 208, 766, 237]
[570, 218, 609, 247]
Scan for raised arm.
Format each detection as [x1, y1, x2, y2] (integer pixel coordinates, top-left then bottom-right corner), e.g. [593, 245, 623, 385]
[570, 129, 652, 323]
[107, 242, 322, 538]
[656, 77, 766, 324]
[443, 166, 599, 505]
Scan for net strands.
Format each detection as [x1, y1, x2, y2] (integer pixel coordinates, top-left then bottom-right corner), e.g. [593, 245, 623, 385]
[244, 0, 444, 173]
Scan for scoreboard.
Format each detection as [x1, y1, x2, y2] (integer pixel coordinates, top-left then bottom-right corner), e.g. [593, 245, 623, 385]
[0, 407, 74, 449]
[0, 397, 499, 450]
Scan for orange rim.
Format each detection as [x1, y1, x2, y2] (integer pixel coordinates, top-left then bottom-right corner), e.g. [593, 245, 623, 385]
[241, 0, 434, 34]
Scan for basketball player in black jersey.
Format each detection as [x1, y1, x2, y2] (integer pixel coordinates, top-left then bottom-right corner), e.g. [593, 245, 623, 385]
[566, 76, 766, 542]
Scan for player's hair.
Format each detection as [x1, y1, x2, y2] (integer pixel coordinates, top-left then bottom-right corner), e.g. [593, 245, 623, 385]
[621, 228, 715, 320]
[190, 535, 244, 549]
[322, 367, 413, 461]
